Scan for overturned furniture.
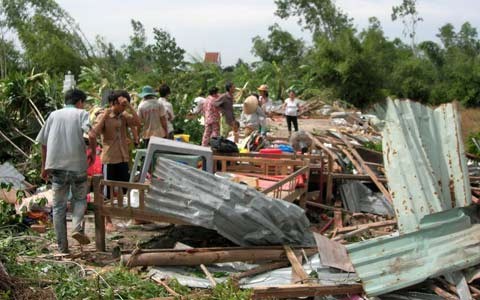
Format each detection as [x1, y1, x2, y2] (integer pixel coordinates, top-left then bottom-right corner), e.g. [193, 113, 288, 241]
[138, 136, 214, 182]
[93, 157, 314, 251]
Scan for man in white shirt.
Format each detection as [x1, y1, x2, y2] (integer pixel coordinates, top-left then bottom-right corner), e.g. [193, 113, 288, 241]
[158, 84, 175, 139]
[36, 89, 96, 253]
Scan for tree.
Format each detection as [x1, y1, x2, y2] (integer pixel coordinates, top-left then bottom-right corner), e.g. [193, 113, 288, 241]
[251, 24, 305, 66]
[150, 27, 186, 76]
[274, 0, 352, 40]
[0, 0, 92, 74]
[437, 23, 456, 49]
[391, 0, 423, 54]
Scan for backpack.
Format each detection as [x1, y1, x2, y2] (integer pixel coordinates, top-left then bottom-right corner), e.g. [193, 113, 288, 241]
[210, 136, 239, 153]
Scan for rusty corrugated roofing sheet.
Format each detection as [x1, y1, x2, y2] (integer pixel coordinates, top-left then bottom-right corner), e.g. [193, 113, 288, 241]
[382, 99, 471, 233]
[347, 100, 478, 296]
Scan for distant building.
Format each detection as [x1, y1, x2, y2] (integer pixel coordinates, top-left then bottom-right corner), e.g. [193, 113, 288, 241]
[204, 52, 221, 66]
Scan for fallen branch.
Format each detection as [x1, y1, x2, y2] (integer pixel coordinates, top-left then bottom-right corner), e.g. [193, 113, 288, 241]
[200, 264, 217, 287]
[150, 277, 181, 297]
[0, 129, 29, 158]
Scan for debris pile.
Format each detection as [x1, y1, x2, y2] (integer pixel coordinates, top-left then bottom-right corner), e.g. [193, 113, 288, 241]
[3, 98, 480, 299]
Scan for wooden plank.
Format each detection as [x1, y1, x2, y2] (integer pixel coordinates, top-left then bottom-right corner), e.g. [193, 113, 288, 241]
[337, 220, 397, 233]
[331, 173, 387, 182]
[252, 284, 364, 299]
[92, 175, 106, 252]
[337, 133, 393, 203]
[340, 148, 364, 174]
[306, 201, 353, 214]
[326, 155, 334, 205]
[333, 200, 343, 229]
[102, 206, 188, 225]
[283, 246, 309, 283]
[117, 186, 124, 208]
[139, 188, 145, 210]
[102, 179, 150, 190]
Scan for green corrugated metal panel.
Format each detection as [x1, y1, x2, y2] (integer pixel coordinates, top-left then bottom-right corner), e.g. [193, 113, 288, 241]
[349, 100, 476, 296]
[382, 99, 471, 234]
[347, 207, 480, 296]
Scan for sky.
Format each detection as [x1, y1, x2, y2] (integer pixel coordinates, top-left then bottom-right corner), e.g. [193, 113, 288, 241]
[56, 0, 480, 66]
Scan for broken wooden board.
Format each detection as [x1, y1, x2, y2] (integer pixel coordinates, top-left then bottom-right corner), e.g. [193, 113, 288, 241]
[313, 232, 355, 273]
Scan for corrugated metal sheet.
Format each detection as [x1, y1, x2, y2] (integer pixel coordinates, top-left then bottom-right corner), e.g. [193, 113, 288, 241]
[348, 100, 478, 296]
[0, 162, 25, 189]
[146, 157, 314, 246]
[382, 99, 471, 233]
[347, 206, 480, 296]
[339, 181, 394, 216]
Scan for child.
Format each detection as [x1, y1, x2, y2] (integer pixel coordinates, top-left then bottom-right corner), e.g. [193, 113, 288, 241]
[228, 120, 240, 144]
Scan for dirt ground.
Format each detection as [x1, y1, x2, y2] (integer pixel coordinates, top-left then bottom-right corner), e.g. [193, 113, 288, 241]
[267, 115, 333, 138]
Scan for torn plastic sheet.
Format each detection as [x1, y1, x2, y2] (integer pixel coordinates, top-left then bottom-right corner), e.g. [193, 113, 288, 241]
[339, 181, 394, 217]
[148, 254, 359, 289]
[146, 157, 315, 246]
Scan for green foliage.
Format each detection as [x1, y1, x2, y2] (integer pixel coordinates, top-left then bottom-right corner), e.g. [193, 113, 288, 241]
[274, 0, 352, 39]
[203, 278, 252, 300]
[363, 141, 383, 152]
[0, 200, 21, 226]
[466, 131, 480, 156]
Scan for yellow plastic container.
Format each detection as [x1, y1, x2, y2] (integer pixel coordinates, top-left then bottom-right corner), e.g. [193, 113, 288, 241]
[174, 134, 190, 143]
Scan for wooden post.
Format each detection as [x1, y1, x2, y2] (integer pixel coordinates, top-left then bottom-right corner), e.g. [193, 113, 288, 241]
[93, 175, 106, 252]
[326, 155, 334, 205]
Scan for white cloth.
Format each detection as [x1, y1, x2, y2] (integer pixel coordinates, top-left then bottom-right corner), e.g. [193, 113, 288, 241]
[192, 97, 206, 114]
[159, 97, 174, 134]
[284, 98, 301, 116]
[36, 106, 91, 172]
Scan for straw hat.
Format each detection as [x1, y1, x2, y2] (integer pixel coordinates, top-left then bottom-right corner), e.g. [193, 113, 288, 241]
[243, 96, 259, 115]
[257, 84, 268, 92]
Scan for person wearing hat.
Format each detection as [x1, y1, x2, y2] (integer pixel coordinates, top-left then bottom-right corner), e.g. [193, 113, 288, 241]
[137, 85, 168, 146]
[257, 84, 273, 114]
[282, 89, 302, 136]
[240, 95, 267, 136]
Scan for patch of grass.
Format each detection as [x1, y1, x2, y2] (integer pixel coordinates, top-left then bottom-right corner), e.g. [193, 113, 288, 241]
[363, 141, 382, 152]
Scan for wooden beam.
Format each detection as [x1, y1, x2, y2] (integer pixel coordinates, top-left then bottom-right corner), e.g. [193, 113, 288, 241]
[337, 133, 393, 203]
[93, 175, 106, 252]
[330, 173, 388, 182]
[283, 246, 309, 283]
[252, 284, 364, 299]
[306, 201, 353, 214]
[337, 220, 397, 233]
[121, 247, 317, 268]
